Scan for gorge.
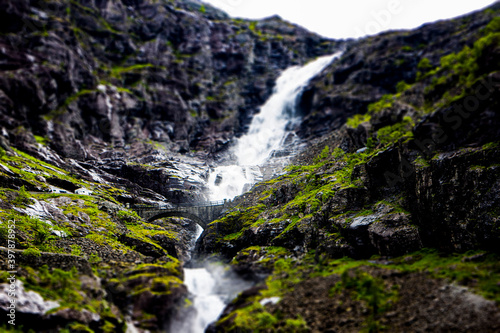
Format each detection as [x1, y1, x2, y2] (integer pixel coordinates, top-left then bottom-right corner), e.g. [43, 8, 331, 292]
[184, 52, 342, 332]
[0, 0, 499, 332]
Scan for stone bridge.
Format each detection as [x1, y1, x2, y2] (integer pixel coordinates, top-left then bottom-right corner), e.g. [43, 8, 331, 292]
[131, 200, 229, 229]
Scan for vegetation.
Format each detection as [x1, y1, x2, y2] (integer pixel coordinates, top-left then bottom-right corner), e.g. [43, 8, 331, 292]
[367, 94, 395, 114]
[1, 3, 499, 332]
[347, 114, 371, 128]
[217, 248, 500, 332]
[376, 116, 414, 146]
[0, 145, 186, 332]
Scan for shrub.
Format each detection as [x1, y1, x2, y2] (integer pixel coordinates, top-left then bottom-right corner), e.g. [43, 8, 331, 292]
[347, 114, 371, 128]
[116, 210, 141, 225]
[24, 247, 41, 257]
[13, 186, 34, 206]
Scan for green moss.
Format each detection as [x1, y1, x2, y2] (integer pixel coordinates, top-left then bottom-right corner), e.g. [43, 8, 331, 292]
[376, 116, 414, 146]
[127, 222, 178, 242]
[483, 16, 500, 34]
[110, 63, 155, 78]
[34, 135, 49, 146]
[13, 185, 33, 207]
[70, 244, 82, 256]
[23, 247, 42, 257]
[417, 57, 432, 71]
[374, 199, 409, 215]
[314, 145, 330, 163]
[396, 249, 500, 302]
[116, 87, 132, 94]
[248, 21, 258, 33]
[68, 323, 94, 333]
[231, 302, 278, 330]
[418, 29, 500, 111]
[22, 265, 84, 308]
[116, 209, 141, 225]
[482, 141, 499, 149]
[128, 262, 182, 279]
[223, 230, 244, 241]
[367, 94, 395, 114]
[1, 148, 89, 190]
[284, 316, 309, 331]
[0, 211, 68, 249]
[414, 156, 431, 168]
[128, 271, 183, 295]
[347, 114, 371, 128]
[331, 269, 398, 331]
[395, 80, 412, 93]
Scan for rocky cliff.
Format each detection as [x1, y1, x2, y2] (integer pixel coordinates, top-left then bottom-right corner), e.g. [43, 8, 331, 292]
[0, 0, 339, 204]
[0, 0, 499, 332]
[0, 0, 338, 158]
[0, 1, 341, 331]
[197, 4, 500, 332]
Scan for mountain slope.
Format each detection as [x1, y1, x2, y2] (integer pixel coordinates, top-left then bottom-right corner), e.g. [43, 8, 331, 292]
[197, 5, 500, 332]
[0, 0, 338, 159]
[0, 1, 499, 332]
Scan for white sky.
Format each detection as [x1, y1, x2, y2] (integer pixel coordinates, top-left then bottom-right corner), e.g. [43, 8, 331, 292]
[201, 0, 499, 39]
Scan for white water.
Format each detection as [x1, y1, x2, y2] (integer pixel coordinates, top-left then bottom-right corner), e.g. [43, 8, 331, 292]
[180, 225, 226, 333]
[178, 53, 341, 332]
[183, 268, 226, 332]
[208, 53, 341, 201]
[175, 224, 252, 333]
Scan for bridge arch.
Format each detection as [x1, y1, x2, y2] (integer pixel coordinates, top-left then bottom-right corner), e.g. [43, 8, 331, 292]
[147, 211, 207, 229]
[132, 201, 228, 230]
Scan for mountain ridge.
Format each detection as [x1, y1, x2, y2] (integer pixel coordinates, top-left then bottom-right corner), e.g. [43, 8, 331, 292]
[0, 1, 499, 332]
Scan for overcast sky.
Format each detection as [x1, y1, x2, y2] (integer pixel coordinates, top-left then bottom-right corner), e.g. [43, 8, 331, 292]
[201, 0, 498, 39]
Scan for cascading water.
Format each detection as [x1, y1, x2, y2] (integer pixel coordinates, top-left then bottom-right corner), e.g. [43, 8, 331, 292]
[179, 53, 341, 332]
[172, 225, 252, 333]
[208, 52, 342, 201]
[177, 226, 226, 333]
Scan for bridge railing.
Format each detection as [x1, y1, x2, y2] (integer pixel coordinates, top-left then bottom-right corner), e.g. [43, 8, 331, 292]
[131, 200, 229, 210]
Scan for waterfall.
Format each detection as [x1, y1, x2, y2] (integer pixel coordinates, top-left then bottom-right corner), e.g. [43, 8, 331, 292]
[173, 225, 252, 333]
[208, 52, 341, 201]
[183, 268, 226, 332]
[177, 53, 341, 333]
[179, 225, 226, 333]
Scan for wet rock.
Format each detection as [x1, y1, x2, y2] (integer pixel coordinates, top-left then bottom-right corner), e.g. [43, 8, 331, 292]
[0, 0, 339, 158]
[0, 248, 92, 275]
[151, 234, 179, 259]
[49, 308, 100, 326]
[118, 234, 167, 258]
[0, 280, 59, 316]
[367, 213, 422, 256]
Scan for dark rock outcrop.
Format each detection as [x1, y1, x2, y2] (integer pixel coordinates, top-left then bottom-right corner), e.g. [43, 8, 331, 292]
[296, 4, 500, 140]
[0, 0, 339, 160]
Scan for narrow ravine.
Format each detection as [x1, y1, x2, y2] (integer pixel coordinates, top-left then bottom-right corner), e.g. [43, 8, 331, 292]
[179, 53, 341, 332]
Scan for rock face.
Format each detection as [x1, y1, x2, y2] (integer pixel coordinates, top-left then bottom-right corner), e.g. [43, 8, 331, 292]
[0, 0, 342, 207]
[198, 2, 500, 262]
[0, 0, 339, 160]
[0, 1, 499, 332]
[196, 9, 500, 332]
[297, 4, 500, 140]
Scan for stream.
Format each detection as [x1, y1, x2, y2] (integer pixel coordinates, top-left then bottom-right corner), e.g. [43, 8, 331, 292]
[177, 53, 341, 332]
